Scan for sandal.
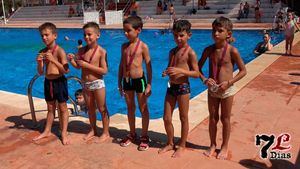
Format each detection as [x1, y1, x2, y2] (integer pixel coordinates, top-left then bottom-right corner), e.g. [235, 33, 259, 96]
[138, 135, 150, 151]
[120, 133, 136, 147]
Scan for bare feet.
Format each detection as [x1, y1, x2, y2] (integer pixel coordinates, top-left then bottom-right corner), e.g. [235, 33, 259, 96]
[203, 145, 217, 157]
[95, 133, 110, 143]
[172, 146, 185, 158]
[61, 134, 70, 145]
[83, 130, 96, 141]
[32, 132, 52, 141]
[158, 144, 174, 154]
[217, 148, 229, 160]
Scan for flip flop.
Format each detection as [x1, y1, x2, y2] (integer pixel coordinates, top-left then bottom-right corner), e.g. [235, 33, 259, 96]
[138, 135, 150, 151]
[120, 133, 136, 147]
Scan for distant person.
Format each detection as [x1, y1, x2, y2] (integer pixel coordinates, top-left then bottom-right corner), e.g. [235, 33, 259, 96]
[284, 11, 300, 55]
[64, 36, 75, 41]
[256, 0, 261, 8]
[130, 0, 139, 16]
[158, 20, 199, 158]
[156, 0, 163, 15]
[33, 22, 70, 145]
[198, 17, 247, 160]
[198, 0, 207, 9]
[118, 16, 152, 151]
[107, 0, 116, 10]
[163, 0, 168, 11]
[68, 22, 110, 143]
[274, 9, 285, 32]
[169, 3, 175, 21]
[254, 33, 273, 55]
[68, 5, 75, 17]
[237, 2, 244, 20]
[76, 3, 83, 16]
[243, 2, 250, 18]
[255, 7, 262, 23]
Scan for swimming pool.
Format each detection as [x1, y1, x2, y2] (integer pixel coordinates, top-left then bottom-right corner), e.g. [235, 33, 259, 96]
[0, 28, 284, 119]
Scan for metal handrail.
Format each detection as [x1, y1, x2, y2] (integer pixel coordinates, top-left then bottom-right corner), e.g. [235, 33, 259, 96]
[66, 76, 83, 116]
[27, 74, 41, 124]
[27, 74, 82, 124]
[123, 0, 132, 15]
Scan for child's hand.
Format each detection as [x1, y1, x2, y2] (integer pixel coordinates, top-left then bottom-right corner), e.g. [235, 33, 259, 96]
[76, 60, 87, 68]
[218, 80, 230, 92]
[144, 84, 152, 97]
[166, 67, 182, 76]
[36, 53, 44, 62]
[204, 78, 217, 88]
[44, 52, 55, 62]
[67, 53, 75, 61]
[162, 69, 167, 77]
[118, 86, 125, 97]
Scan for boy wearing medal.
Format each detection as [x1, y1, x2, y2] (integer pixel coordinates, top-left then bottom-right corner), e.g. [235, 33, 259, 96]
[198, 17, 246, 160]
[118, 16, 152, 151]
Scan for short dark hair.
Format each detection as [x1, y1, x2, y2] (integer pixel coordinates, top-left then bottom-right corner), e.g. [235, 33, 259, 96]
[83, 22, 100, 34]
[39, 22, 57, 34]
[212, 16, 233, 32]
[75, 89, 83, 97]
[172, 20, 191, 33]
[123, 16, 143, 29]
[264, 32, 270, 37]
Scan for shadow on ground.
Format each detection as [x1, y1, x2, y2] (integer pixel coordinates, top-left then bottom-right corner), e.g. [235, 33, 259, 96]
[239, 159, 295, 169]
[4, 112, 209, 150]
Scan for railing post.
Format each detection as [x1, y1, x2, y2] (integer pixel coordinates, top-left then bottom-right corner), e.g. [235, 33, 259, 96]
[27, 74, 41, 124]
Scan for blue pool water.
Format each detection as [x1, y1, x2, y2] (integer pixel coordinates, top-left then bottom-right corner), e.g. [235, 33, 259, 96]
[0, 28, 284, 119]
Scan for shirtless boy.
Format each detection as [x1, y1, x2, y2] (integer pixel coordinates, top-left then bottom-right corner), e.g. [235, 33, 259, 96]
[34, 22, 70, 145]
[68, 22, 110, 143]
[158, 20, 199, 158]
[198, 17, 246, 159]
[118, 16, 152, 151]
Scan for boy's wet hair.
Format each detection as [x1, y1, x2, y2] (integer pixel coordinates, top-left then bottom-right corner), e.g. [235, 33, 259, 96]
[75, 89, 83, 97]
[83, 22, 100, 34]
[39, 22, 57, 34]
[123, 16, 143, 29]
[212, 16, 233, 32]
[172, 20, 191, 33]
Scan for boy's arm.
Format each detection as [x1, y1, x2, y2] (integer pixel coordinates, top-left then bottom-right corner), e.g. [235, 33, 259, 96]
[36, 51, 44, 75]
[118, 44, 126, 95]
[162, 50, 173, 77]
[142, 44, 152, 86]
[198, 46, 215, 85]
[229, 47, 247, 85]
[142, 43, 152, 96]
[198, 47, 209, 82]
[68, 53, 81, 69]
[46, 48, 69, 74]
[267, 40, 273, 51]
[253, 42, 261, 54]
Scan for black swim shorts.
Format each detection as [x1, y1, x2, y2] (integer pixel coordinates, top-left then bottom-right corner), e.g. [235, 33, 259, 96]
[44, 75, 68, 103]
[167, 82, 190, 97]
[123, 75, 147, 93]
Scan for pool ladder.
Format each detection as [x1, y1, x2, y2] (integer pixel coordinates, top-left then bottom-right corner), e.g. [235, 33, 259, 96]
[27, 74, 82, 124]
